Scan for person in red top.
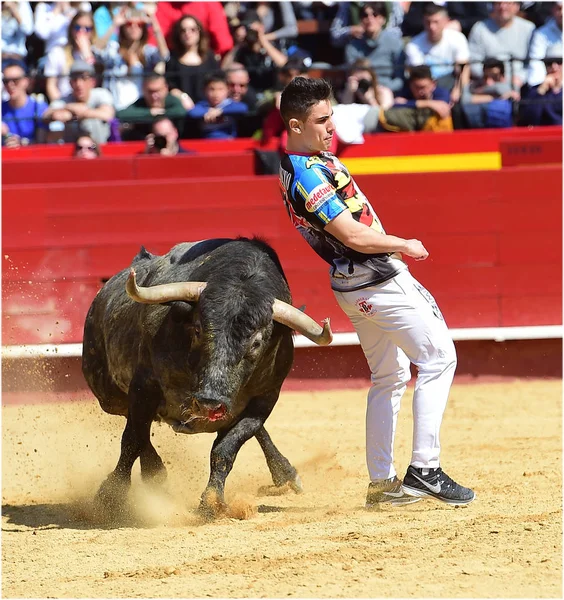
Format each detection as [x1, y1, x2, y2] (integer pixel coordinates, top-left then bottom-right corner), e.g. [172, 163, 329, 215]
[155, 2, 233, 57]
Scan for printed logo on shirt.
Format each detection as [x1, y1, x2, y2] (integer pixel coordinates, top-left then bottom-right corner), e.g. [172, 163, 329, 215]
[305, 183, 333, 212]
[355, 297, 376, 316]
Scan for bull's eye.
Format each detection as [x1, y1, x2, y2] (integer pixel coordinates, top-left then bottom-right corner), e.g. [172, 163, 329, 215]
[248, 333, 263, 355]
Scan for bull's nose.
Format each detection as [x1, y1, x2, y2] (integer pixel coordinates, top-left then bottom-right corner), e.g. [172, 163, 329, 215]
[193, 396, 228, 421]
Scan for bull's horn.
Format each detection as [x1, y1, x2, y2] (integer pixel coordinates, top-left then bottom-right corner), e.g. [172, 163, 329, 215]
[126, 268, 207, 304]
[272, 299, 333, 346]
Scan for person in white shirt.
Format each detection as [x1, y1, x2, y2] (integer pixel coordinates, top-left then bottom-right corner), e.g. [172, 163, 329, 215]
[527, 1, 562, 87]
[405, 3, 470, 102]
[468, 1, 535, 91]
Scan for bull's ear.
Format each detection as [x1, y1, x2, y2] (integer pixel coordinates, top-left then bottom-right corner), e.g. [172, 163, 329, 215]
[167, 300, 194, 323]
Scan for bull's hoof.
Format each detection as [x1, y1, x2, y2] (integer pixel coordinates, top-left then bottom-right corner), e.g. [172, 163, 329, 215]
[197, 489, 227, 521]
[93, 473, 131, 524]
[258, 474, 304, 496]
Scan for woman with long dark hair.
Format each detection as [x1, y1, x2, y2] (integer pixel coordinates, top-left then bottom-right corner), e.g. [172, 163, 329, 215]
[165, 14, 218, 108]
[95, 4, 169, 110]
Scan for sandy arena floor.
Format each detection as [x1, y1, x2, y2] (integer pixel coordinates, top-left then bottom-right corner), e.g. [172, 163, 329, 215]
[2, 380, 561, 598]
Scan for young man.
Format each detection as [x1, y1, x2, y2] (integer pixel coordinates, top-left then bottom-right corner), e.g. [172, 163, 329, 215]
[278, 77, 475, 508]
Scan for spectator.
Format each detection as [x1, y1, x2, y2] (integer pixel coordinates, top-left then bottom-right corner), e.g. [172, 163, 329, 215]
[2, 58, 48, 146]
[93, 1, 136, 42]
[116, 73, 186, 140]
[259, 57, 310, 147]
[405, 3, 470, 97]
[144, 115, 191, 155]
[1, 1, 34, 60]
[333, 58, 394, 143]
[42, 59, 115, 144]
[402, 2, 490, 39]
[519, 55, 563, 125]
[457, 58, 516, 128]
[186, 71, 248, 139]
[253, 1, 299, 53]
[95, 5, 169, 110]
[34, 2, 89, 55]
[155, 2, 233, 58]
[343, 2, 404, 93]
[468, 2, 535, 91]
[165, 14, 218, 108]
[73, 132, 100, 158]
[527, 1, 563, 87]
[226, 63, 258, 110]
[339, 57, 394, 109]
[222, 11, 288, 93]
[43, 10, 99, 101]
[380, 64, 452, 132]
[331, 1, 405, 47]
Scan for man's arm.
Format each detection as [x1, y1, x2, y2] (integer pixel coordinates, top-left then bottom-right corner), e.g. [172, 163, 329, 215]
[324, 210, 429, 260]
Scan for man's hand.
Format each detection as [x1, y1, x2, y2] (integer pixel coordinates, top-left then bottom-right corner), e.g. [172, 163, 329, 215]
[402, 239, 429, 261]
[346, 75, 360, 92]
[429, 100, 451, 119]
[51, 108, 74, 122]
[538, 74, 561, 95]
[394, 97, 408, 104]
[149, 107, 165, 116]
[501, 89, 520, 101]
[449, 87, 461, 104]
[349, 24, 364, 39]
[204, 107, 223, 123]
[65, 103, 89, 119]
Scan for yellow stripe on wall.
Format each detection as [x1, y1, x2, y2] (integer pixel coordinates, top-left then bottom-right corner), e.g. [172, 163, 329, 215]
[344, 152, 502, 175]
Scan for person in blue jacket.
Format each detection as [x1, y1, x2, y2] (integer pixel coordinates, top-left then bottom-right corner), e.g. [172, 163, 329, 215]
[520, 56, 563, 126]
[186, 71, 248, 139]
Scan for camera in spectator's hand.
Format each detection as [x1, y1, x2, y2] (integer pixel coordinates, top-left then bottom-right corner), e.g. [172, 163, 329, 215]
[357, 79, 372, 93]
[153, 134, 167, 151]
[245, 26, 259, 46]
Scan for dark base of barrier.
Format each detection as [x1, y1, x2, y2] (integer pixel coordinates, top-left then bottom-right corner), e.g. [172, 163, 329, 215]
[2, 339, 561, 400]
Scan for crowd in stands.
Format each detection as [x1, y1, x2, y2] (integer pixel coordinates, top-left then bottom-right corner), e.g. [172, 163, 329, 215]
[1, 1, 562, 153]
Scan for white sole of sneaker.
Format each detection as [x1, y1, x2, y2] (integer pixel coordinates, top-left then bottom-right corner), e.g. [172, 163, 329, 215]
[402, 484, 476, 506]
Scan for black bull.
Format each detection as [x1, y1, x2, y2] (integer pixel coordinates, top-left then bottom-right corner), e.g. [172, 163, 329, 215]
[82, 238, 332, 519]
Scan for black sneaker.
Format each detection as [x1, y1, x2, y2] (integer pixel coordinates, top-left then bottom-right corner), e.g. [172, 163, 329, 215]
[402, 466, 476, 506]
[365, 476, 422, 508]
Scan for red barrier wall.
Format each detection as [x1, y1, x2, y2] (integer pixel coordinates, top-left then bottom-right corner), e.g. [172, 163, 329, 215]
[3, 163, 561, 346]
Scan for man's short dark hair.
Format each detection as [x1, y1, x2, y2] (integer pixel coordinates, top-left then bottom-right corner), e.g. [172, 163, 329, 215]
[2, 58, 28, 75]
[281, 57, 308, 76]
[203, 71, 227, 87]
[280, 77, 333, 127]
[143, 72, 166, 86]
[153, 115, 177, 130]
[483, 58, 505, 75]
[360, 2, 387, 18]
[409, 65, 434, 81]
[423, 2, 448, 17]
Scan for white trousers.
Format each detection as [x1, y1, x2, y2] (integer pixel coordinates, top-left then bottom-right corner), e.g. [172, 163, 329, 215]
[333, 269, 457, 481]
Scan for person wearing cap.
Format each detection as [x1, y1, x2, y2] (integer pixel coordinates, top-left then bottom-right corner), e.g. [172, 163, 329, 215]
[2, 58, 48, 147]
[519, 54, 562, 126]
[527, 1, 563, 87]
[42, 59, 115, 144]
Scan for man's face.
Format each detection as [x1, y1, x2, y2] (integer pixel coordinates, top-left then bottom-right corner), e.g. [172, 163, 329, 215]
[545, 58, 563, 81]
[360, 8, 385, 36]
[553, 2, 562, 28]
[409, 77, 436, 99]
[290, 99, 335, 153]
[227, 70, 249, 102]
[153, 119, 177, 148]
[144, 78, 167, 107]
[492, 2, 519, 25]
[483, 66, 504, 85]
[2, 66, 28, 99]
[205, 81, 228, 106]
[424, 11, 448, 43]
[70, 73, 94, 102]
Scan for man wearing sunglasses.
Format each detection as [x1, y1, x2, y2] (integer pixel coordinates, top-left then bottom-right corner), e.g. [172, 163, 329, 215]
[1, 58, 48, 147]
[520, 55, 563, 126]
[42, 59, 115, 144]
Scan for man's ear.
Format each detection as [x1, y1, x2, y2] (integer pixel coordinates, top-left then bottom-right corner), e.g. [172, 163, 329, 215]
[289, 117, 302, 134]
